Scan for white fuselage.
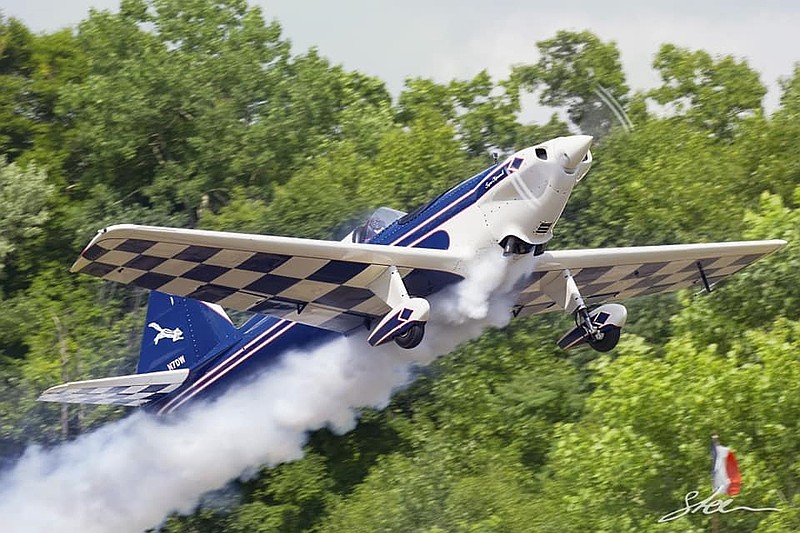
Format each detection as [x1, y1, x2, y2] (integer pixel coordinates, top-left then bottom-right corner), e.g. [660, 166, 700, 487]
[429, 135, 594, 260]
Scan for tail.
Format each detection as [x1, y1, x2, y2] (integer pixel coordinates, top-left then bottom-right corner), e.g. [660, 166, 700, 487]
[138, 291, 240, 374]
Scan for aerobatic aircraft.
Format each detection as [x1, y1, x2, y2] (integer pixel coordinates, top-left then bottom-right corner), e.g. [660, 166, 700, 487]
[39, 135, 785, 411]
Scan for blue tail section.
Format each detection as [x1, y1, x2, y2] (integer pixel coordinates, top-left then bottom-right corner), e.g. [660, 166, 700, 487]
[138, 291, 240, 374]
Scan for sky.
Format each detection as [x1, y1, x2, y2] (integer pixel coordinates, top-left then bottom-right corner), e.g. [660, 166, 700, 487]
[3, 0, 800, 117]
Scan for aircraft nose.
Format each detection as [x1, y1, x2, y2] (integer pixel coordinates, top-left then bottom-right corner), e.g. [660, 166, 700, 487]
[559, 135, 593, 171]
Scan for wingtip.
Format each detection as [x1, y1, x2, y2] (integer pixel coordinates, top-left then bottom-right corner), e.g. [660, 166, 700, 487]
[71, 226, 114, 273]
[37, 384, 66, 403]
[764, 239, 789, 252]
[70, 257, 86, 273]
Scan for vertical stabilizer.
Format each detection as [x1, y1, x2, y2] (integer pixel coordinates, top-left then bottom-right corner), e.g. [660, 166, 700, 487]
[138, 291, 239, 374]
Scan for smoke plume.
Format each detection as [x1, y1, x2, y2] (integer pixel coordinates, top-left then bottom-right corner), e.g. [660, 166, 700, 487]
[0, 252, 535, 532]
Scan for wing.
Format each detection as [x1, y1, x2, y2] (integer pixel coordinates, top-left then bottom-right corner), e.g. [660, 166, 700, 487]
[514, 240, 786, 316]
[72, 225, 464, 333]
[38, 369, 189, 407]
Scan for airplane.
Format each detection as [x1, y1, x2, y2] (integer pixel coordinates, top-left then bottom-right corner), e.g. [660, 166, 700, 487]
[39, 135, 786, 412]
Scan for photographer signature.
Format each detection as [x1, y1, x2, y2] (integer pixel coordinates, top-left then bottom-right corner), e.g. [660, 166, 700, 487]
[658, 489, 780, 523]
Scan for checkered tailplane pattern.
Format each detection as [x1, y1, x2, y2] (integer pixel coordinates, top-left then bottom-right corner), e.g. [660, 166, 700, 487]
[72, 225, 464, 333]
[38, 369, 190, 407]
[513, 240, 786, 317]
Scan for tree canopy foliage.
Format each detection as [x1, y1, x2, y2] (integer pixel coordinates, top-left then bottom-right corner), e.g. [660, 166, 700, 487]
[2, 3, 800, 531]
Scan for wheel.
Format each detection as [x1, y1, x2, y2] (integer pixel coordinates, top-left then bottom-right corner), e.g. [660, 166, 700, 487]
[394, 323, 425, 349]
[588, 326, 621, 352]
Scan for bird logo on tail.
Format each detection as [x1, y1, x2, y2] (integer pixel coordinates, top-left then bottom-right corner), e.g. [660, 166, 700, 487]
[148, 322, 185, 345]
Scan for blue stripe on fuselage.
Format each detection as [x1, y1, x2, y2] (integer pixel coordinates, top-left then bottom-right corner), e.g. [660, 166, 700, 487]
[145, 315, 339, 414]
[368, 164, 498, 248]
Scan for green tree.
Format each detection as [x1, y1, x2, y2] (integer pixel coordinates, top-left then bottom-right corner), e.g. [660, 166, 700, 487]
[398, 72, 525, 156]
[0, 16, 36, 160]
[0, 268, 140, 452]
[0, 160, 53, 282]
[558, 119, 754, 249]
[527, 321, 800, 533]
[514, 30, 630, 139]
[747, 65, 800, 204]
[670, 190, 800, 353]
[650, 44, 766, 140]
[358, 109, 474, 211]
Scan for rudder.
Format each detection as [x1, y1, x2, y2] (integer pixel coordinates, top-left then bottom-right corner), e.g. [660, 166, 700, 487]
[138, 291, 240, 373]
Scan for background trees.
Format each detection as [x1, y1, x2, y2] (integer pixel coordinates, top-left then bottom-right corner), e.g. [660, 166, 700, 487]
[1, 2, 799, 530]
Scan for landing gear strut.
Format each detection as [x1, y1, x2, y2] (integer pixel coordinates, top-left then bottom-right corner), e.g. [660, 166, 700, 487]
[575, 305, 601, 343]
[367, 265, 430, 349]
[542, 269, 627, 352]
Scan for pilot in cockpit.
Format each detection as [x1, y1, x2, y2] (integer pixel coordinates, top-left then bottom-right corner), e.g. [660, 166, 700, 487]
[351, 207, 406, 244]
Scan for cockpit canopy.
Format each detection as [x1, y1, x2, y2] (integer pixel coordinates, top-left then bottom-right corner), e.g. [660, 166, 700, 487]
[349, 207, 406, 243]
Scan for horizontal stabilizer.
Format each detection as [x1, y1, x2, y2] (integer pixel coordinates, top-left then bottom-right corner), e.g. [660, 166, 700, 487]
[38, 369, 189, 407]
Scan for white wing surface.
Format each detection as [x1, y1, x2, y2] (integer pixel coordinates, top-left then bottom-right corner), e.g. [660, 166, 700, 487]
[514, 240, 786, 315]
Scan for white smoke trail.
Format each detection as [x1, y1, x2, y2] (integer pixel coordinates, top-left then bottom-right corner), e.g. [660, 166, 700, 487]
[0, 252, 536, 533]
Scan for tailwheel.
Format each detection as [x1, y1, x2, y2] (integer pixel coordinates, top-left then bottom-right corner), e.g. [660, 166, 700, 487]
[394, 323, 425, 349]
[588, 326, 621, 352]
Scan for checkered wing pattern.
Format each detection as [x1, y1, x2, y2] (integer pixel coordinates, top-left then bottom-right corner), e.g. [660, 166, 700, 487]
[38, 369, 189, 407]
[72, 225, 463, 333]
[514, 240, 786, 316]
